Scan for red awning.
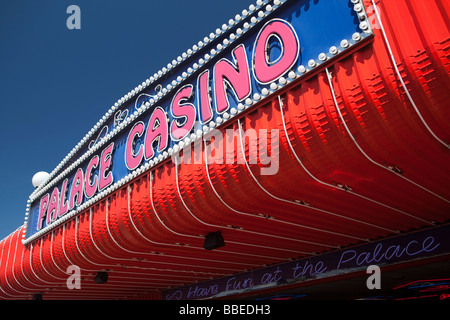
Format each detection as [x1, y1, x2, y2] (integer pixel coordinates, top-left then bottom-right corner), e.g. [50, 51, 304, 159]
[1, 0, 449, 300]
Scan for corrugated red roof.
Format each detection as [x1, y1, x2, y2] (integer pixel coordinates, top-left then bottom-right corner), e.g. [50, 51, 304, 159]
[1, 0, 449, 299]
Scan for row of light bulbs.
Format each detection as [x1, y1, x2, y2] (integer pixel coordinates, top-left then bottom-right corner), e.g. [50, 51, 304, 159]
[24, 0, 286, 243]
[23, 0, 372, 243]
[29, 0, 283, 201]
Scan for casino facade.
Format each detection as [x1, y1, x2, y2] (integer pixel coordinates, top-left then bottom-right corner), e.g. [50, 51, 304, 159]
[1, 0, 449, 300]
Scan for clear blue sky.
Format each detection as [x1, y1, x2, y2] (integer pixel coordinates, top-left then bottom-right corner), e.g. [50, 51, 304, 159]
[0, 0, 255, 240]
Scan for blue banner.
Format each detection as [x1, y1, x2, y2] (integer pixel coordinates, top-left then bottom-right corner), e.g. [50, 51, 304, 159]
[163, 224, 450, 300]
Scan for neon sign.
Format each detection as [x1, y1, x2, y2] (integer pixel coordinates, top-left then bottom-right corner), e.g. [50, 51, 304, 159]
[36, 143, 114, 230]
[24, 0, 373, 243]
[163, 225, 450, 300]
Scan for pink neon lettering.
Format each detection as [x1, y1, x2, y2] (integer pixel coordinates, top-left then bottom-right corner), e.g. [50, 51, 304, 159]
[214, 44, 251, 113]
[171, 85, 196, 140]
[253, 20, 299, 84]
[46, 187, 60, 224]
[37, 193, 50, 230]
[145, 108, 168, 159]
[69, 168, 84, 210]
[85, 155, 100, 198]
[125, 122, 145, 170]
[59, 179, 69, 217]
[197, 70, 213, 123]
[99, 143, 114, 191]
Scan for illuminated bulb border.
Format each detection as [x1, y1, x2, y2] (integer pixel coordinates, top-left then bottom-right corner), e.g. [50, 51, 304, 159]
[23, 0, 372, 244]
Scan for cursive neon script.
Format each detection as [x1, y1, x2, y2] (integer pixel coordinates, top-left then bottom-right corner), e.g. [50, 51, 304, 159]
[163, 231, 445, 300]
[337, 236, 440, 269]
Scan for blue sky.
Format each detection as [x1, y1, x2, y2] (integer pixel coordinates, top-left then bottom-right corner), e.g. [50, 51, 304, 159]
[0, 0, 255, 240]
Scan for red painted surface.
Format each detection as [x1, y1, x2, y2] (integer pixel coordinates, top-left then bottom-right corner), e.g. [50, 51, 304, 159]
[1, 0, 449, 299]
